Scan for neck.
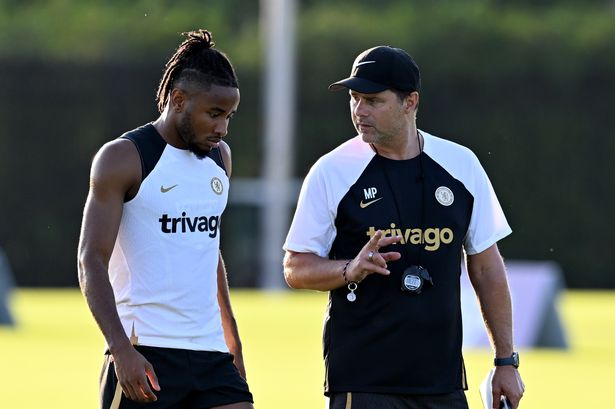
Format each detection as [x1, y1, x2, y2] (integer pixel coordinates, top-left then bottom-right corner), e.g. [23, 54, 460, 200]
[372, 128, 422, 160]
[152, 110, 183, 149]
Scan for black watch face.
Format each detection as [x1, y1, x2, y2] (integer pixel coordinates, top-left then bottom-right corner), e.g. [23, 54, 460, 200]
[512, 352, 519, 367]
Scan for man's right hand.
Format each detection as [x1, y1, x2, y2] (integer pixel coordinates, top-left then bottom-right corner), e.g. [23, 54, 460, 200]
[345, 230, 402, 283]
[112, 346, 161, 403]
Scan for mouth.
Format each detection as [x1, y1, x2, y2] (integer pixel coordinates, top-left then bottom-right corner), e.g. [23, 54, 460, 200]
[206, 137, 222, 147]
[357, 123, 374, 132]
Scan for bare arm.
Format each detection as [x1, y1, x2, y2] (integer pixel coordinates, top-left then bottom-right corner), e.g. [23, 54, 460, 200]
[216, 253, 247, 379]
[467, 244, 524, 409]
[77, 139, 159, 403]
[283, 231, 402, 291]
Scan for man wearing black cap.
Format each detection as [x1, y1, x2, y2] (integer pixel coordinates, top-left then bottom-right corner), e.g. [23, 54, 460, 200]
[283, 46, 525, 409]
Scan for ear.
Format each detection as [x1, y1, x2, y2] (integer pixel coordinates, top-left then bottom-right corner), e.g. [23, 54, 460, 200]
[170, 88, 187, 113]
[404, 91, 420, 113]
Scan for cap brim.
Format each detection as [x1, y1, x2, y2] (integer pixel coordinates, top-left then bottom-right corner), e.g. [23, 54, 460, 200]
[328, 77, 389, 93]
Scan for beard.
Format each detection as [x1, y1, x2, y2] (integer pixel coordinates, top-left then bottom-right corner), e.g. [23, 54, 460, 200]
[354, 117, 404, 146]
[356, 125, 390, 145]
[177, 112, 210, 160]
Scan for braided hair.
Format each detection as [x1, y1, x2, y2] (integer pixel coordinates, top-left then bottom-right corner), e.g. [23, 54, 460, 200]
[156, 29, 239, 113]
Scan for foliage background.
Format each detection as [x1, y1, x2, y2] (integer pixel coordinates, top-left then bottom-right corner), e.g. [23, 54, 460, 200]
[0, 0, 614, 287]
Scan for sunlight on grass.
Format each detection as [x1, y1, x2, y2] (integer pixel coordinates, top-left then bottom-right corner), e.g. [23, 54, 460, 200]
[1, 289, 614, 408]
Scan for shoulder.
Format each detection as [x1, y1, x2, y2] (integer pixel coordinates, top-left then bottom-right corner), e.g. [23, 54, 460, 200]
[421, 130, 492, 193]
[422, 131, 478, 162]
[313, 136, 373, 172]
[91, 138, 141, 194]
[93, 138, 139, 171]
[300, 136, 375, 201]
[422, 130, 484, 176]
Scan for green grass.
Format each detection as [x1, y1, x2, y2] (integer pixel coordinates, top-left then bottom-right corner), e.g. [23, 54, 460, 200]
[1, 289, 614, 408]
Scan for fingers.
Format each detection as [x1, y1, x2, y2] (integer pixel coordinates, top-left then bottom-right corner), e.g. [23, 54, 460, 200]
[145, 363, 161, 392]
[367, 230, 403, 251]
[139, 379, 158, 402]
[492, 369, 524, 409]
[119, 381, 138, 402]
[381, 251, 402, 262]
[491, 391, 500, 409]
[367, 229, 383, 249]
[377, 233, 403, 250]
[366, 231, 402, 269]
[133, 361, 158, 402]
[368, 250, 391, 270]
[121, 380, 149, 403]
[121, 376, 157, 403]
[116, 358, 159, 403]
[345, 231, 402, 282]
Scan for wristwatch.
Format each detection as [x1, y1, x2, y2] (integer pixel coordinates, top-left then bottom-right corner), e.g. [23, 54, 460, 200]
[494, 352, 520, 368]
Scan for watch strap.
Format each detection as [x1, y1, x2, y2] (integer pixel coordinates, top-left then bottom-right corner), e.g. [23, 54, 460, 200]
[494, 352, 519, 368]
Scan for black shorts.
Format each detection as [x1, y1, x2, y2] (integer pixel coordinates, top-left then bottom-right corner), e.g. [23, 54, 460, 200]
[100, 346, 253, 409]
[328, 391, 468, 409]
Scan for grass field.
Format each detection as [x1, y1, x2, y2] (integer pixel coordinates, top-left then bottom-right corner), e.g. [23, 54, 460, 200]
[1, 289, 614, 408]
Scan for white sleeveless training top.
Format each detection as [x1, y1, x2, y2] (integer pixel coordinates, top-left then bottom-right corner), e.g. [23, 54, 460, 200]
[108, 123, 229, 352]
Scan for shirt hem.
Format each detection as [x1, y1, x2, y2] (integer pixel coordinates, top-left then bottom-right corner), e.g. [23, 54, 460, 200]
[465, 227, 512, 255]
[106, 337, 229, 353]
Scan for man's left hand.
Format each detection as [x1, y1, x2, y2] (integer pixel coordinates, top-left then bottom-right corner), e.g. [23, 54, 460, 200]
[491, 366, 524, 409]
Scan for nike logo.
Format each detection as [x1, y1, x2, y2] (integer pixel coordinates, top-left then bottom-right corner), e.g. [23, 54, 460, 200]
[160, 184, 178, 193]
[360, 197, 383, 208]
[356, 60, 376, 66]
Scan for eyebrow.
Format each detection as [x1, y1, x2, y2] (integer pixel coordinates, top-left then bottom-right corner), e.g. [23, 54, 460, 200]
[210, 107, 237, 116]
[350, 91, 378, 98]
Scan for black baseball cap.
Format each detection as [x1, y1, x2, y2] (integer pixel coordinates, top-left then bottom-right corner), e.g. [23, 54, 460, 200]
[329, 46, 421, 93]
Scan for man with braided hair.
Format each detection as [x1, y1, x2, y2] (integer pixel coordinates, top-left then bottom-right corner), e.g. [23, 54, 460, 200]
[78, 29, 253, 409]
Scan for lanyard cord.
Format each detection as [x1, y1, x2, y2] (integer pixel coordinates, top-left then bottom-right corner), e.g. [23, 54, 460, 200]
[371, 131, 425, 266]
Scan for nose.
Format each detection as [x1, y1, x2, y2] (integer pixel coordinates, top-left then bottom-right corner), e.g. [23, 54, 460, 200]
[214, 118, 229, 137]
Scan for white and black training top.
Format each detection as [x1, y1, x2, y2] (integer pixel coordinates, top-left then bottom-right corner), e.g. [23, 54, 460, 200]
[284, 130, 511, 395]
[108, 123, 229, 352]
